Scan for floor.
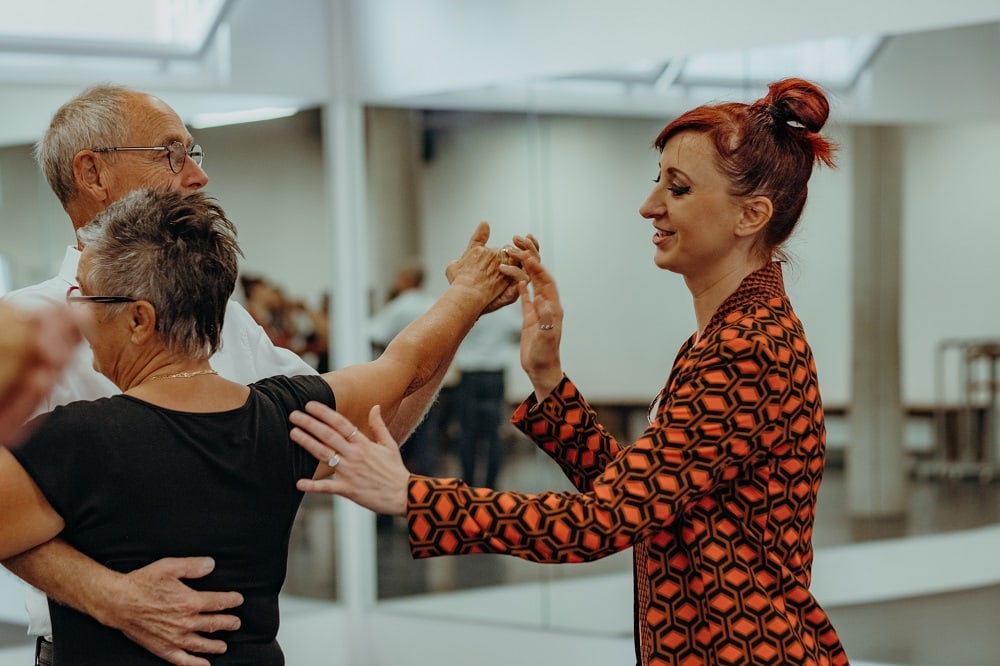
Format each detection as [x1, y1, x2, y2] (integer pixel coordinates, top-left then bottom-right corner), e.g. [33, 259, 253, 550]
[4, 427, 1000, 665]
[365, 429, 1000, 666]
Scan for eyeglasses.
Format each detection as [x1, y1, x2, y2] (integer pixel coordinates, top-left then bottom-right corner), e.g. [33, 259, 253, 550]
[91, 141, 204, 174]
[66, 284, 137, 305]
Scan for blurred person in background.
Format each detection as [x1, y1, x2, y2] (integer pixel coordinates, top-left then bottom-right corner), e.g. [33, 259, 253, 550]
[369, 261, 441, 477]
[452, 306, 521, 488]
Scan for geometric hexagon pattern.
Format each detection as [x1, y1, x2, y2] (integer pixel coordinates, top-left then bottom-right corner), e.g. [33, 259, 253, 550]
[407, 263, 848, 665]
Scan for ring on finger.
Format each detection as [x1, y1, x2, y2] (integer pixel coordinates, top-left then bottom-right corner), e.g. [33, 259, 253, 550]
[539, 323, 555, 331]
[328, 452, 341, 467]
[347, 429, 358, 441]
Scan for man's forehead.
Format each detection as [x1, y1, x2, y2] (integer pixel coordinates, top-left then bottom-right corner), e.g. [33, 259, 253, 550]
[125, 93, 191, 144]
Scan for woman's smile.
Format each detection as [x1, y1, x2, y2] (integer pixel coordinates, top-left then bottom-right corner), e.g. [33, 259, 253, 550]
[652, 228, 674, 246]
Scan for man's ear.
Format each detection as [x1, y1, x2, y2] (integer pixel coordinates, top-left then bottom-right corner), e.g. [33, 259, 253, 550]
[128, 301, 158, 345]
[736, 195, 773, 238]
[72, 151, 109, 205]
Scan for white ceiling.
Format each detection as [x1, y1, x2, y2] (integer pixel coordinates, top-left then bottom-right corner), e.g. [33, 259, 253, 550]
[1, 0, 999, 148]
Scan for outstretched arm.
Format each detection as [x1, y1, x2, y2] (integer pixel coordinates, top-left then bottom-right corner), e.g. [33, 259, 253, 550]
[292, 334, 783, 565]
[381, 232, 540, 444]
[319, 223, 531, 448]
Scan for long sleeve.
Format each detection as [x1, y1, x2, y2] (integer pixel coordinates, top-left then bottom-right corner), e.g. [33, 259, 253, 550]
[510, 375, 624, 491]
[408, 332, 785, 564]
[406, 262, 847, 665]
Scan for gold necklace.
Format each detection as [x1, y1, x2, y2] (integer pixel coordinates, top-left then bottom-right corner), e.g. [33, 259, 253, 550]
[144, 369, 219, 382]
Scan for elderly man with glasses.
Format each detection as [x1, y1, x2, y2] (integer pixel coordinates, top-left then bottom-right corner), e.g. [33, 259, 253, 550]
[0, 84, 456, 666]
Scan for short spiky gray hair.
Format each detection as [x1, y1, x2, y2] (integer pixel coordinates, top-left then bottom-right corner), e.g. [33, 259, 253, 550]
[34, 84, 134, 206]
[76, 189, 242, 359]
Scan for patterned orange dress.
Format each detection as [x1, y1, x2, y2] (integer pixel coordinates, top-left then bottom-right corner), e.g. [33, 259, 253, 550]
[407, 263, 848, 666]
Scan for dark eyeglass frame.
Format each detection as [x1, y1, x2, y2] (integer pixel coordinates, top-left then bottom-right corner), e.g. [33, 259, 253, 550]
[65, 284, 137, 305]
[90, 141, 204, 174]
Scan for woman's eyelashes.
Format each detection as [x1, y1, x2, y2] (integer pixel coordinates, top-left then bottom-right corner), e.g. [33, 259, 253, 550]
[652, 172, 691, 196]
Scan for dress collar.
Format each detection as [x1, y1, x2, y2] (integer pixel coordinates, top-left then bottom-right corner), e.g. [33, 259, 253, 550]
[701, 262, 787, 340]
[58, 246, 81, 286]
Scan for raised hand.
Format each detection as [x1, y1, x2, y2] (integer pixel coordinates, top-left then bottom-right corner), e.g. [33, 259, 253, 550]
[489, 233, 541, 313]
[516, 256, 564, 400]
[442, 222, 511, 314]
[446, 230, 541, 315]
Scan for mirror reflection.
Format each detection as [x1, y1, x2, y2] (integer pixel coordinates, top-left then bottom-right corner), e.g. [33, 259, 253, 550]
[2, 7, 1000, 666]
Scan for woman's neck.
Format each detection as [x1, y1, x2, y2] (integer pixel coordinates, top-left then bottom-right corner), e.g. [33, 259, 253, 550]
[124, 357, 215, 393]
[123, 360, 250, 413]
[687, 258, 767, 338]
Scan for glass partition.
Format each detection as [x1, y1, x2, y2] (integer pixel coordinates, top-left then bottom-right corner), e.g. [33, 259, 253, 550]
[363, 106, 655, 637]
[356, 22, 1000, 646]
[3, 19, 1000, 657]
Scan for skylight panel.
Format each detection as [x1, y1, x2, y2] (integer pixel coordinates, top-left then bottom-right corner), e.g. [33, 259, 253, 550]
[679, 36, 882, 90]
[0, 0, 231, 56]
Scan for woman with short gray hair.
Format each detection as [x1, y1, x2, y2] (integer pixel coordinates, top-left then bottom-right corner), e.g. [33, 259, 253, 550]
[0, 187, 531, 664]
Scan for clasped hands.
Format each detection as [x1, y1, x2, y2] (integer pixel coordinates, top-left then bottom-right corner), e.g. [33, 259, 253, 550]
[290, 225, 567, 511]
[445, 222, 541, 315]
[448, 222, 564, 396]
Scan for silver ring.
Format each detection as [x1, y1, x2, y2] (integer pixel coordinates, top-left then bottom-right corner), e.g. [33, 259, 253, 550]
[538, 323, 555, 331]
[346, 429, 359, 441]
[328, 453, 340, 468]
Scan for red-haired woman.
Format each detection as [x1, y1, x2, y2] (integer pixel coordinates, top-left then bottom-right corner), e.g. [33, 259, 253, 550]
[290, 79, 848, 666]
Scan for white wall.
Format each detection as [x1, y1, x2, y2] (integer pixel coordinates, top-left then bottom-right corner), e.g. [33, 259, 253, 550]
[365, 107, 423, 309]
[902, 123, 1000, 405]
[195, 110, 332, 308]
[0, 110, 335, 312]
[5, 99, 1000, 666]
[0, 145, 72, 289]
[418, 112, 854, 405]
[415, 112, 1000, 409]
[3, 107, 1000, 408]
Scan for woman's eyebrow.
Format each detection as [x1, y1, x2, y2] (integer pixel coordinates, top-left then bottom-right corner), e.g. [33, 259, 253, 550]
[665, 166, 691, 180]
